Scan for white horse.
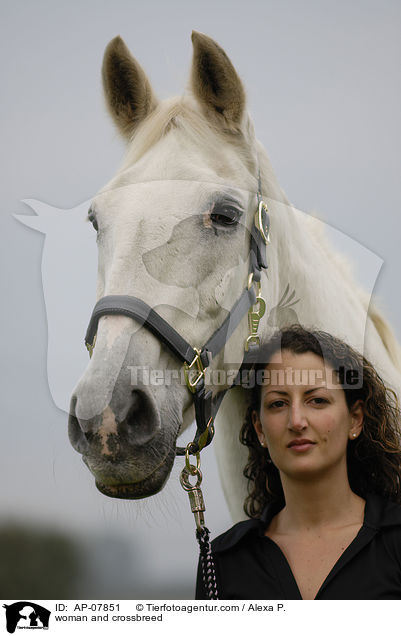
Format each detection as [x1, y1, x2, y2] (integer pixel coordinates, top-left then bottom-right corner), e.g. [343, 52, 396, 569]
[69, 32, 401, 522]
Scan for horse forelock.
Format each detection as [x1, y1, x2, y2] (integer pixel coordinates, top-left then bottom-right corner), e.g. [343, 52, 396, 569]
[111, 96, 259, 186]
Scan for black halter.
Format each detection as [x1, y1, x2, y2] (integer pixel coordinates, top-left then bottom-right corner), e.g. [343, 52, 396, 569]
[84, 178, 270, 456]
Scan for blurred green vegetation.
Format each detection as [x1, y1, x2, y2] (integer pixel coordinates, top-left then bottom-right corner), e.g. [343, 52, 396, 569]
[0, 523, 82, 599]
[0, 522, 193, 599]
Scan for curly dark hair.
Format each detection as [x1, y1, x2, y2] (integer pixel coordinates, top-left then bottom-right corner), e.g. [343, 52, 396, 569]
[240, 325, 401, 518]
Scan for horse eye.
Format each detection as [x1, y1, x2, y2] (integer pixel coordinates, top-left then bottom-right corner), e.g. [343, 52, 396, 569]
[210, 205, 240, 227]
[87, 209, 98, 232]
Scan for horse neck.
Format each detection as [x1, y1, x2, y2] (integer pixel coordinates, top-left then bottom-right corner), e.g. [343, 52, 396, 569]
[260, 192, 368, 349]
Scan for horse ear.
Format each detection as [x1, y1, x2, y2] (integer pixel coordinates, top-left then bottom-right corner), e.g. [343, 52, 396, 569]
[102, 36, 158, 139]
[190, 31, 246, 132]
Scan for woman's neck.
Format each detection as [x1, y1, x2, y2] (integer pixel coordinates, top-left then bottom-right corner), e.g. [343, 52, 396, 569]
[276, 470, 365, 534]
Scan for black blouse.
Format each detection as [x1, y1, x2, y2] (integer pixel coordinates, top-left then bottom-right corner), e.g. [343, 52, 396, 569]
[196, 494, 401, 599]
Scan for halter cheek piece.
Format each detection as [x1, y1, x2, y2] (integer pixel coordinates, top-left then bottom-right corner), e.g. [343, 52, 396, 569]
[84, 177, 270, 456]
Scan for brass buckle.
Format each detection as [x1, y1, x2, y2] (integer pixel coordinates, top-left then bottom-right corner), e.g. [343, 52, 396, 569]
[183, 348, 205, 393]
[85, 333, 97, 358]
[245, 292, 266, 352]
[255, 200, 270, 244]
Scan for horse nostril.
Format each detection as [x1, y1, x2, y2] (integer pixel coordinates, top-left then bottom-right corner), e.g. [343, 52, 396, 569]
[130, 389, 143, 413]
[68, 388, 160, 453]
[68, 414, 90, 454]
[120, 389, 160, 445]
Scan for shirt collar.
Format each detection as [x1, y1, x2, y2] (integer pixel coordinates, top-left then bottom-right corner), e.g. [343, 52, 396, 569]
[363, 492, 401, 529]
[212, 493, 401, 554]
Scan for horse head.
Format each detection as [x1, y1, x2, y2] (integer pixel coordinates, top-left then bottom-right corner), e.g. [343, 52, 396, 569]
[68, 32, 285, 500]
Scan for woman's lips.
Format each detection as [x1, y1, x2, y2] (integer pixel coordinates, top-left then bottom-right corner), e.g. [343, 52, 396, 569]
[287, 439, 316, 452]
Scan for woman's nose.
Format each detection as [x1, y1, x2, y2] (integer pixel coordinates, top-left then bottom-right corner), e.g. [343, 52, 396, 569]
[288, 403, 307, 431]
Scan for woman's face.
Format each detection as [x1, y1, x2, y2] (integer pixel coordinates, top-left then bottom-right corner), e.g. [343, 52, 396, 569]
[252, 350, 363, 483]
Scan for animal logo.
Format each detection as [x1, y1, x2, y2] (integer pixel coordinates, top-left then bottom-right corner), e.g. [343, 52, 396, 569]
[267, 283, 300, 328]
[3, 602, 51, 633]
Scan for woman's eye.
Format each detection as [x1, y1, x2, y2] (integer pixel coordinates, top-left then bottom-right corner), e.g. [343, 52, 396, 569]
[309, 397, 329, 406]
[268, 400, 286, 409]
[88, 209, 98, 232]
[210, 205, 240, 227]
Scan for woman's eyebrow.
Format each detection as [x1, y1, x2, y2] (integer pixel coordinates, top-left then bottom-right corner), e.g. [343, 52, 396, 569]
[265, 386, 327, 396]
[264, 389, 288, 396]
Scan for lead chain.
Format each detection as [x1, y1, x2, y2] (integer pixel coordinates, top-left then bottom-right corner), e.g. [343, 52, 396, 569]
[179, 443, 219, 599]
[180, 445, 205, 531]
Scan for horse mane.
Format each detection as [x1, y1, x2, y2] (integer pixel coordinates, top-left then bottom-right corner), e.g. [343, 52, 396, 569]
[368, 306, 401, 372]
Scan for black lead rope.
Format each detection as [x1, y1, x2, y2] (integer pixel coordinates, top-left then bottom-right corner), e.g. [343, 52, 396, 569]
[196, 526, 219, 599]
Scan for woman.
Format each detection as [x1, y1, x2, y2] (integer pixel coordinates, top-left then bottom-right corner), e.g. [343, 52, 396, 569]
[196, 326, 401, 599]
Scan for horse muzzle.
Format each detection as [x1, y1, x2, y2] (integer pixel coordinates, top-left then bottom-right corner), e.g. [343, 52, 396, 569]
[68, 387, 179, 498]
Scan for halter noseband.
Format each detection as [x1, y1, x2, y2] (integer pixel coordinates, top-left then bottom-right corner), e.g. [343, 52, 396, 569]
[84, 178, 270, 456]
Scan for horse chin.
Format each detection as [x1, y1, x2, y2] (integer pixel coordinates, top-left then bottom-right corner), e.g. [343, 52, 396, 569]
[91, 446, 177, 500]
